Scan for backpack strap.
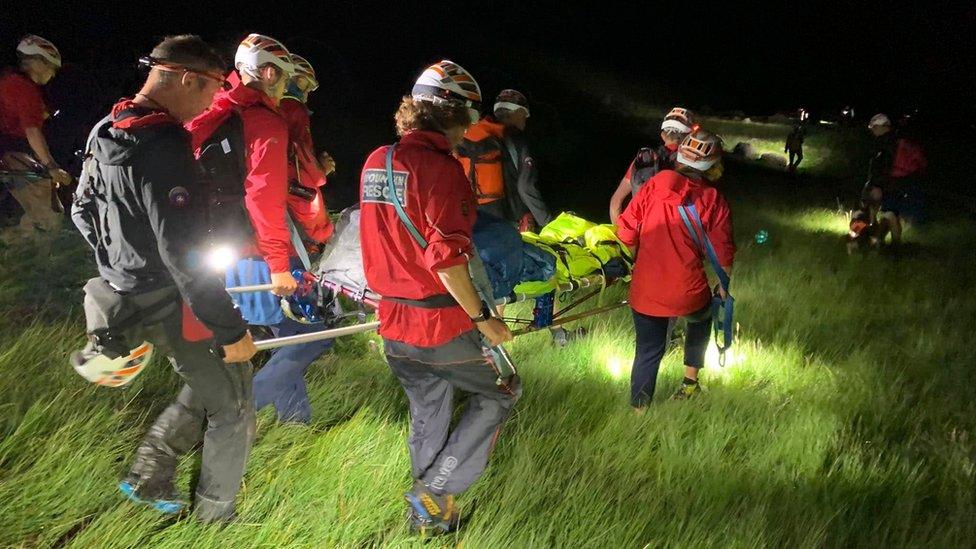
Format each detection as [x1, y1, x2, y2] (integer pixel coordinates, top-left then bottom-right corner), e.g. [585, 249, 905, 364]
[677, 204, 730, 291]
[286, 214, 312, 270]
[385, 143, 428, 249]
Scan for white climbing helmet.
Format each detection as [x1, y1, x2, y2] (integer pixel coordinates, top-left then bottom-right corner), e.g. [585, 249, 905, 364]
[234, 33, 294, 78]
[17, 35, 61, 68]
[412, 59, 482, 122]
[677, 129, 723, 171]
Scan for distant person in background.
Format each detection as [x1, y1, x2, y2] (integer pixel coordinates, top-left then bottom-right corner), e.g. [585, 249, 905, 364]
[609, 107, 695, 224]
[616, 129, 735, 407]
[785, 124, 805, 174]
[865, 113, 928, 246]
[0, 35, 71, 243]
[457, 88, 551, 232]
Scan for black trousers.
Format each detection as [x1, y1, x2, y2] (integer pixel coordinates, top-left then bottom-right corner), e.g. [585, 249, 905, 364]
[630, 305, 711, 407]
[83, 279, 255, 520]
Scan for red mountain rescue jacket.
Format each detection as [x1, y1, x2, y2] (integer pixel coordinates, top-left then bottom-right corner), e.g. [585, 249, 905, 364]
[186, 72, 294, 273]
[616, 169, 735, 317]
[279, 96, 332, 244]
[359, 130, 477, 347]
[0, 69, 47, 149]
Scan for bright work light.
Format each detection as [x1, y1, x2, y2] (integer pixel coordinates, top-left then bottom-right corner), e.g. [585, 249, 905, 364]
[207, 245, 236, 272]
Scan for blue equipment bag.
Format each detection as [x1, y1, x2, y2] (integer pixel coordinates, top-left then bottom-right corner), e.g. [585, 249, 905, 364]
[225, 257, 285, 326]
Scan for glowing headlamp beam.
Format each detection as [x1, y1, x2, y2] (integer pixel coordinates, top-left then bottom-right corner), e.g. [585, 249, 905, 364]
[207, 246, 237, 272]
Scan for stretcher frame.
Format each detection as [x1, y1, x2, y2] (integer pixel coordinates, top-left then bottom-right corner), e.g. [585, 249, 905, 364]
[227, 273, 629, 349]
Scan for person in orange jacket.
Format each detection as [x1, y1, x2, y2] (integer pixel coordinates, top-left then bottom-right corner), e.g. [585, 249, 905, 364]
[457, 89, 551, 232]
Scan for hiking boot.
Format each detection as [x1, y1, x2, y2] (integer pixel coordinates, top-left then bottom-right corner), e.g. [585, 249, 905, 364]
[670, 381, 701, 401]
[119, 437, 184, 514]
[118, 473, 186, 515]
[404, 480, 461, 536]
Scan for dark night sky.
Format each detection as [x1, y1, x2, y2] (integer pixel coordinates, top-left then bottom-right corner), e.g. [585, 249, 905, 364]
[3, 0, 973, 210]
[5, 1, 972, 118]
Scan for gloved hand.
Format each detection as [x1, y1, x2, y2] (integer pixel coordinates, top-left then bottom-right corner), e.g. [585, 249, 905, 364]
[518, 213, 536, 233]
[319, 151, 336, 176]
[222, 331, 258, 363]
[48, 167, 72, 187]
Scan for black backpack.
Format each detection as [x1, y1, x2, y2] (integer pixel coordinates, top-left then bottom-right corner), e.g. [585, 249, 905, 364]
[629, 147, 658, 195]
[196, 111, 254, 249]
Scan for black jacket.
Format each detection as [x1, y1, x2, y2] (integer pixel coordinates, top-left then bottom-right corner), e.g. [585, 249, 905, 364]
[868, 131, 897, 185]
[500, 128, 552, 227]
[72, 104, 247, 345]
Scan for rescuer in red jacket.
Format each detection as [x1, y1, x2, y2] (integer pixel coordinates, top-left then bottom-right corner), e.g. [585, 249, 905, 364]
[0, 35, 71, 243]
[359, 60, 519, 536]
[186, 33, 298, 298]
[616, 129, 735, 406]
[279, 53, 334, 248]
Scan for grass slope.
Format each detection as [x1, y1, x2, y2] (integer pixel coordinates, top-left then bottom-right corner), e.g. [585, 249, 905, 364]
[1, 155, 975, 547]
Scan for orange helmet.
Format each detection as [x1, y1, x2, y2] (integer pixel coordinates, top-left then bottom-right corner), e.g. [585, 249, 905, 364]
[677, 129, 723, 171]
[235, 33, 293, 77]
[17, 35, 61, 68]
[290, 54, 318, 91]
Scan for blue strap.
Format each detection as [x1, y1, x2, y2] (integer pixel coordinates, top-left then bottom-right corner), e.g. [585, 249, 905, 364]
[385, 144, 428, 249]
[678, 203, 734, 359]
[678, 204, 730, 291]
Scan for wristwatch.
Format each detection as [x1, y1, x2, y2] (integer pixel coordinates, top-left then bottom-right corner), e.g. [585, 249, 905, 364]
[469, 302, 492, 323]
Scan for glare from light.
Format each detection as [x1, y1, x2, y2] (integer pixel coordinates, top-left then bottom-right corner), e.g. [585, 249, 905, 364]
[207, 246, 236, 272]
[705, 339, 743, 370]
[604, 353, 628, 380]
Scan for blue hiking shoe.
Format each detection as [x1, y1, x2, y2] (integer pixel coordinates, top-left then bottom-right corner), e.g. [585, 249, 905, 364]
[404, 481, 460, 536]
[118, 477, 186, 515]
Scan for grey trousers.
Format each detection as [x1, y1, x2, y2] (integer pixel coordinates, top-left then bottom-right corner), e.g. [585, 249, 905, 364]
[385, 330, 521, 495]
[83, 279, 255, 520]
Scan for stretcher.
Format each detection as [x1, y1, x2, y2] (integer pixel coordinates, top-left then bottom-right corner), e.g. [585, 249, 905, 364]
[227, 271, 629, 350]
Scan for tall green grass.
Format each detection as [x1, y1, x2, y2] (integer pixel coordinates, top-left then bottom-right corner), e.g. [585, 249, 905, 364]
[1, 164, 975, 546]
